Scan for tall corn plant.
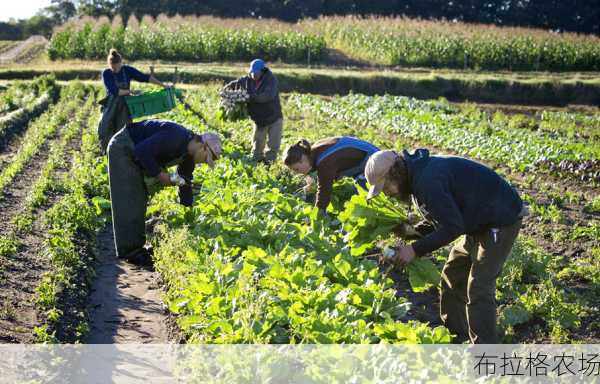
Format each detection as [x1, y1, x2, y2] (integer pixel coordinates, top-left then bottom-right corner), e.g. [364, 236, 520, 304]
[48, 16, 326, 63]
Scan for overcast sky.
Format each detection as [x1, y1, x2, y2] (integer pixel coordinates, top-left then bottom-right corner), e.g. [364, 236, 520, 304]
[1, 1, 53, 22]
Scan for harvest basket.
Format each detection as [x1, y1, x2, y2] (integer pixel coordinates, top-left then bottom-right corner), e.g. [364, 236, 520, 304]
[125, 87, 180, 118]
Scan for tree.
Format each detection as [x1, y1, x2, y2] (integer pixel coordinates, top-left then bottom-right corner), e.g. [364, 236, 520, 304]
[0, 22, 23, 40]
[44, 1, 78, 23]
[22, 15, 55, 38]
[76, 0, 116, 17]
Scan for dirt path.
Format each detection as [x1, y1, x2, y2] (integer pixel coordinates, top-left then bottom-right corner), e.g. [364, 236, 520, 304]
[87, 226, 169, 344]
[0, 36, 47, 64]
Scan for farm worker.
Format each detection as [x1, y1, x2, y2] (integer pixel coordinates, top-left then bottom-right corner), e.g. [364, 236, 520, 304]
[283, 137, 379, 214]
[98, 48, 170, 153]
[107, 119, 221, 265]
[223, 59, 283, 163]
[365, 149, 528, 344]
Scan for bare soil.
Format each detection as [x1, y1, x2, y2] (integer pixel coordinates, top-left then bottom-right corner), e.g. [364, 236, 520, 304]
[87, 225, 169, 343]
[0, 119, 69, 342]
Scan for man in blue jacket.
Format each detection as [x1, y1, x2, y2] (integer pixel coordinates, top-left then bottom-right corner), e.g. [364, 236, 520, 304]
[107, 119, 221, 266]
[223, 59, 283, 163]
[365, 149, 527, 344]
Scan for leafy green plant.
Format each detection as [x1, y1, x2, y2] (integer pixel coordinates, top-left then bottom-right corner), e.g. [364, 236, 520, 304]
[570, 222, 600, 242]
[584, 197, 600, 213]
[147, 97, 451, 344]
[32, 85, 108, 343]
[338, 190, 408, 256]
[0, 235, 19, 258]
[405, 258, 441, 293]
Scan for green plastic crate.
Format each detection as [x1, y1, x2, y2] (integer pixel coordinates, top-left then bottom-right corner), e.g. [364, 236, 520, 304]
[125, 87, 180, 119]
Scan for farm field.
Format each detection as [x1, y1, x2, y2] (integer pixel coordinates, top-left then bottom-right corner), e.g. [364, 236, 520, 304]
[48, 15, 600, 71]
[0, 78, 105, 342]
[0, 10, 598, 352]
[0, 41, 20, 55]
[3, 60, 600, 107]
[2, 74, 596, 344]
[144, 85, 599, 344]
[4, 15, 600, 107]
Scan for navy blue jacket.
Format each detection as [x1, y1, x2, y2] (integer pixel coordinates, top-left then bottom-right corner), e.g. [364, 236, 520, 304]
[405, 149, 523, 255]
[102, 65, 150, 96]
[127, 120, 194, 206]
[226, 68, 282, 127]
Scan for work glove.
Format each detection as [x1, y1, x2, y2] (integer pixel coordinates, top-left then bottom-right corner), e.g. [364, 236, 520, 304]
[170, 173, 187, 187]
[393, 220, 434, 240]
[393, 223, 419, 239]
[303, 176, 317, 194]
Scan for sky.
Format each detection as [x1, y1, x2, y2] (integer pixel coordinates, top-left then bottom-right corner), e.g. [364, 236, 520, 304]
[0, 1, 53, 22]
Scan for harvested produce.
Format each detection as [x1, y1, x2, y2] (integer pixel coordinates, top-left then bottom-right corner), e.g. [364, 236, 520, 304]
[217, 88, 249, 122]
[338, 189, 409, 256]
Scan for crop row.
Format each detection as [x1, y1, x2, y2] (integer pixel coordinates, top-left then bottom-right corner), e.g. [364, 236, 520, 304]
[0, 76, 58, 148]
[34, 85, 108, 342]
[0, 84, 84, 203]
[285, 93, 600, 183]
[304, 16, 600, 71]
[141, 86, 595, 343]
[48, 18, 326, 63]
[0, 75, 56, 116]
[47, 15, 600, 71]
[0, 84, 92, 266]
[141, 100, 450, 344]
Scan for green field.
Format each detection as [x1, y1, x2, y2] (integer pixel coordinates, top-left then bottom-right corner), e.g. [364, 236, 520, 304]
[134, 84, 597, 344]
[47, 15, 600, 71]
[0, 14, 598, 347]
[3, 61, 600, 106]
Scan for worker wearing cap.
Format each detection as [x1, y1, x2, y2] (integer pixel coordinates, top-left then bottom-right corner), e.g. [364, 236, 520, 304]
[223, 59, 283, 163]
[107, 119, 221, 265]
[365, 149, 527, 344]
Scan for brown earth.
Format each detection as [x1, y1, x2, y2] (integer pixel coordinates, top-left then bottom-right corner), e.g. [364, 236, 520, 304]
[87, 225, 169, 343]
[0, 113, 72, 342]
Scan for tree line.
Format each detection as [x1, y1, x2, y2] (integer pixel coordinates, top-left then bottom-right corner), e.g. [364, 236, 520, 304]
[1, 0, 598, 40]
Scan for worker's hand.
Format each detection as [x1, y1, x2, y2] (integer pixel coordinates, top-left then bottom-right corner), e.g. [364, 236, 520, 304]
[157, 172, 173, 186]
[392, 245, 416, 266]
[303, 176, 317, 194]
[407, 213, 421, 225]
[393, 223, 421, 239]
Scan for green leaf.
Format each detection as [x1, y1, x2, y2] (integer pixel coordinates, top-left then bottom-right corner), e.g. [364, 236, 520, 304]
[500, 303, 532, 327]
[91, 196, 111, 215]
[406, 258, 441, 293]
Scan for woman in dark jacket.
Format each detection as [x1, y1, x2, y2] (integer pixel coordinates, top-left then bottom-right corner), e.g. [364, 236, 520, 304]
[98, 49, 168, 152]
[283, 136, 379, 213]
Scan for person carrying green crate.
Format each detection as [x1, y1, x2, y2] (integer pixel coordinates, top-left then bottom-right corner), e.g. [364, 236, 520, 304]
[283, 137, 379, 214]
[364, 149, 528, 344]
[98, 49, 170, 153]
[107, 119, 221, 266]
[223, 59, 283, 164]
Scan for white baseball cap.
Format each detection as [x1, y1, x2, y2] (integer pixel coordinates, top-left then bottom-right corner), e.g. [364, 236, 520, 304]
[365, 150, 399, 199]
[200, 132, 222, 168]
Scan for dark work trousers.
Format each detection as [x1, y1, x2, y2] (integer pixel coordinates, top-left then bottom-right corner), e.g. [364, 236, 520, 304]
[440, 219, 522, 344]
[98, 95, 132, 154]
[107, 128, 147, 259]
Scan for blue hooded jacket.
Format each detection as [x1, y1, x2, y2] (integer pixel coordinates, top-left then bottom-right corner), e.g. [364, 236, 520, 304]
[405, 149, 523, 255]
